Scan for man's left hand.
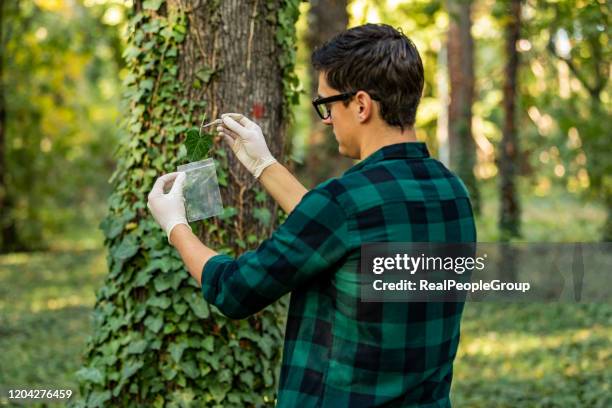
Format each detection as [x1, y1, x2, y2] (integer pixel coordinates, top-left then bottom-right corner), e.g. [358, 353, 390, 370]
[147, 172, 189, 244]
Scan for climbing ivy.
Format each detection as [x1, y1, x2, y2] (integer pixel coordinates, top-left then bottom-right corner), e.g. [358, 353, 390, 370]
[75, 1, 300, 407]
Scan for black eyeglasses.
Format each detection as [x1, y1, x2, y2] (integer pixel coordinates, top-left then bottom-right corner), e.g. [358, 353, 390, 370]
[312, 91, 357, 120]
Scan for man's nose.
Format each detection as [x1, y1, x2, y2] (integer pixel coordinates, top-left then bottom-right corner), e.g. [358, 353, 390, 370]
[322, 117, 333, 126]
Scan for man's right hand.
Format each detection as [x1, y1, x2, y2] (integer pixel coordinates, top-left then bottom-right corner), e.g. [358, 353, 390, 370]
[218, 113, 277, 178]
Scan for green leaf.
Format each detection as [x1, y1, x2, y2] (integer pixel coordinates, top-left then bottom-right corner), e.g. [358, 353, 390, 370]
[187, 293, 210, 318]
[100, 217, 124, 240]
[240, 371, 255, 388]
[76, 367, 104, 385]
[87, 390, 111, 408]
[172, 301, 188, 316]
[142, 0, 164, 11]
[257, 334, 274, 359]
[122, 360, 144, 381]
[253, 207, 271, 226]
[185, 128, 212, 162]
[196, 67, 215, 83]
[133, 269, 153, 287]
[144, 315, 163, 333]
[169, 341, 188, 362]
[218, 206, 237, 220]
[113, 234, 139, 261]
[202, 336, 214, 352]
[126, 340, 148, 355]
[147, 295, 172, 309]
[181, 360, 200, 379]
[209, 382, 231, 402]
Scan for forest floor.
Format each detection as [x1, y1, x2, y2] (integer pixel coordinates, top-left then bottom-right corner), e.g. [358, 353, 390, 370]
[0, 186, 610, 406]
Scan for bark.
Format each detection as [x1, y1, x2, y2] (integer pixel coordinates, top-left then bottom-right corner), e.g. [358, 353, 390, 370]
[499, 0, 521, 239]
[176, 0, 291, 241]
[302, 0, 350, 187]
[447, 0, 480, 213]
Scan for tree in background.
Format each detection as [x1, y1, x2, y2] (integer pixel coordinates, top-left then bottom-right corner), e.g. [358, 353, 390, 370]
[498, 0, 522, 239]
[0, 0, 22, 252]
[0, 0, 124, 252]
[302, 0, 351, 186]
[77, 0, 299, 406]
[447, 0, 480, 214]
[540, 0, 610, 240]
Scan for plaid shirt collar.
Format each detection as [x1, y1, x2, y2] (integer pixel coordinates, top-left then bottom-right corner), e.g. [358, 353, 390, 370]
[345, 142, 430, 175]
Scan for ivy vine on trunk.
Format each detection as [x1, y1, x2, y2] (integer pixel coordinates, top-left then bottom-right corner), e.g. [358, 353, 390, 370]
[75, 0, 300, 406]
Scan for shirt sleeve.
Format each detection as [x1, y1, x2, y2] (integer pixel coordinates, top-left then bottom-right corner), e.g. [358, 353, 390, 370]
[201, 188, 349, 319]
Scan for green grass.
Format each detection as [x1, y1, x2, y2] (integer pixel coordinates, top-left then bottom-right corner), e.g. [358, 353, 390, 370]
[452, 303, 612, 407]
[475, 181, 606, 242]
[0, 186, 609, 406]
[0, 250, 107, 406]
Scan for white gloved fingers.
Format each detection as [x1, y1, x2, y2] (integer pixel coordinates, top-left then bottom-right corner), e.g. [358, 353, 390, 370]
[218, 125, 240, 141]
[221, 113, 244, 121]
[169, 172, 186, 195]
[149, 172, 180, 199]
[217, 126, 237, 148]
[221, 115, 246, 135]
[222, 134, 236, 148]
[237, 115, 260, 130]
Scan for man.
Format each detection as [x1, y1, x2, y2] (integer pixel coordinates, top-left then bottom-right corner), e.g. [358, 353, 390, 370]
[148, 24, 476, 407]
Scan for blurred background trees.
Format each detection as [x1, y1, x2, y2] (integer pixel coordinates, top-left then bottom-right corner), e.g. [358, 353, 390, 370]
[1, 0, 609, 252]
[0, 0, 125, 252]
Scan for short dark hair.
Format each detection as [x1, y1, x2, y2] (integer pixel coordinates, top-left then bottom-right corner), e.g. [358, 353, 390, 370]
[311, 23, 424, 130]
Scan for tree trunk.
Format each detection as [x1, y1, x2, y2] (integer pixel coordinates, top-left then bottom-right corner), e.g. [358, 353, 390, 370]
[0, 0, 23, 253]
[499, 0, 521, 239]
[447, 0, 480, 213]
[302, 0, 350, 187]
[79, 1, 299, 406]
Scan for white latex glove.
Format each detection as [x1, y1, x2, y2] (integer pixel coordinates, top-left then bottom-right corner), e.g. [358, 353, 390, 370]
[147, 172, 190, 244]
[218, 113, 277, 178]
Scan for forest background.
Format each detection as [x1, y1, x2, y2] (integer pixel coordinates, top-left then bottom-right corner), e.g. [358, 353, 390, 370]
[0, 0, 610, 406]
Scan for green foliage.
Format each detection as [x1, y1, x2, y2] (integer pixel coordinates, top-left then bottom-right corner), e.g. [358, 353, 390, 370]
[1, 0, 126, 250]
[185, 128, 212, 162]
[275, 0, 302, 119]
[76, 1, 300, 406]
[452, 303, 612, 407]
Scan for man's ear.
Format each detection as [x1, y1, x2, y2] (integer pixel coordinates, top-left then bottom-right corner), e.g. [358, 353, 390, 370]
[354, 90, 374, 123]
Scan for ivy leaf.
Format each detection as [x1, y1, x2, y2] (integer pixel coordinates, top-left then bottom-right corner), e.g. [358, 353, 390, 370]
[202, 336, 215, 352]
[253, 208, 271, 226]
[209, 382, 231, 402]
[87, 390, 111, 408]
[76, 367, 104, 385]
[185, 128, 212, 162]
[142, 0, 164, 11]
[133, 269, 153, 287]
[99, 217, 124, 240]
[172, 301, 189, 316]
[144, 315, 163, 333]
[240, 371, 255, 388]
[122, 360, 144, 381]
[126, 340, 148, 355]
[196, 67, 215, 84]
[181, 360, 200, 379]
[147, 295, 172, 309]
[187, 292, 210, 318]
[113, 234, 139, 261]
[169, 341, 188, 363]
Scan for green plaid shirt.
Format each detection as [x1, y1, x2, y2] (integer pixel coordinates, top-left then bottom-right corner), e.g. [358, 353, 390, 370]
[202, 142, 476, 407]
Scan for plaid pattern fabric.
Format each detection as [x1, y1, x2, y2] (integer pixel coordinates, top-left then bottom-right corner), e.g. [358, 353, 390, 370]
[202, 142, 476, 407]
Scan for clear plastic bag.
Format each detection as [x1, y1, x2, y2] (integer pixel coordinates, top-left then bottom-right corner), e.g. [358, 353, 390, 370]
[176, 158, 223, 222]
